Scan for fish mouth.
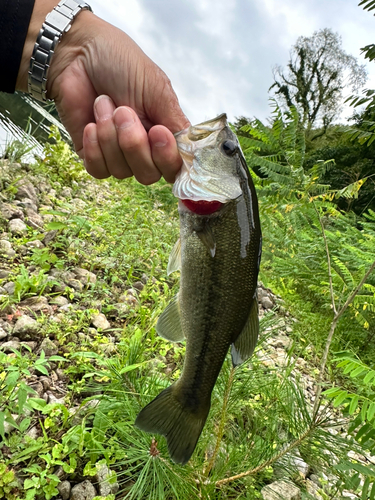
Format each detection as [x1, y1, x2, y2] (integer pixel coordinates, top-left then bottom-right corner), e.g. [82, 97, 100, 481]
[175, 113, 227, 143]
[173, 113, 242, 204]
[174, 114, 227, 160]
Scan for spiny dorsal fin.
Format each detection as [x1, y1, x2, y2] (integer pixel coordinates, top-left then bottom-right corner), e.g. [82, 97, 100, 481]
[231, 294, 259, 367]
[156, 294, 185, 342]
[167, 238, 181, 275]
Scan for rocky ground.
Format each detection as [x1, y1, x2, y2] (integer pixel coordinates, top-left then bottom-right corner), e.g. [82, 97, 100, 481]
[0, 159, 371, 500]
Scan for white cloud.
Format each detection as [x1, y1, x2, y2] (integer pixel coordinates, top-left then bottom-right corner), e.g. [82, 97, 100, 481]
[89, 0, 375, 126]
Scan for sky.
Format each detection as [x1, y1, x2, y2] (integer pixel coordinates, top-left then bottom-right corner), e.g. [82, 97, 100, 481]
[88, 0, 375, 126]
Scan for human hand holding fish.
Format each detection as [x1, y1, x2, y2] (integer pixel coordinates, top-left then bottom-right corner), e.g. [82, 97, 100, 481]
[136, 114, 262, 465]
[16, 0, 189, 184]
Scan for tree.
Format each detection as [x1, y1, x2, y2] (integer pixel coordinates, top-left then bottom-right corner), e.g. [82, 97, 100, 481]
[270, 28, 367, 134]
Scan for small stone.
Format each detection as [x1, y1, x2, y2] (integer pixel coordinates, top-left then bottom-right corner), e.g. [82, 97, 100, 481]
[13, 316, 40, 340]
[118, 291, 138, 307]
[0, 326, 7, 340]
[29, 381, 44, 397]
[0, 240, 16, 258]
[54, 466, 67, 481]
[39, 338, 58, 357]
[0, 202, 24, 220]
[59, 303, 74, 312]
[60, 187, 72, 199]
[71, 198, 86, 210]
[95, 464, 119, 497]
[70, 480, 97, 500]
[48, 393, 65, 405]
[23, 341, 38, 351]
[1, 340, 21, 352]
[305, 479, 323, 500]
[91, 313, 111, 330]
[9, 218, 27, 234]
[57, 480, 71, 500]
[56, 368, 67, 381]
[15, 179, 39, 207]
[109, 303, 129, 317]
[73, 268, 97, 284]
[141, 273, 149, 284]
[38, 376, 51, 391]
[260, 296, 274, 310]
[0, 269, 10, 279]
[66, 279, 83, 291]
[25, 209, 44, 229]
[43, 230, 58, 246]
[261, 480, 301, 500]
[25, 240, 45, 249]
[19, 296, 50, 313]
[25, 426, 40, 440]
[133, 281, 144, 291]
[50, 296, 69, 307]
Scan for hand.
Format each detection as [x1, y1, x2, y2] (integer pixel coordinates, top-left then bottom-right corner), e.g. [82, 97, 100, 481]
[17, 1, 190, 184]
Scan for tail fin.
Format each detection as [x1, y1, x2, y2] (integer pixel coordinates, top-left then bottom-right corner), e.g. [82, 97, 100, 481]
[135, 386, 209, 465]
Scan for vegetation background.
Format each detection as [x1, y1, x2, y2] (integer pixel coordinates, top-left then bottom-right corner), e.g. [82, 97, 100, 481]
[1, 1, 375, 499]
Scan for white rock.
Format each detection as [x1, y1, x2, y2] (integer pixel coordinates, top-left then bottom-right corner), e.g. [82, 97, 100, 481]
[48, 393, 65, 405]
[261, 296, 274, 309]
[13, 315, 40, 338]
[0, 240, 15, 258]
[25, 240, 45, 249]
[305, 479, 324, 500]
[261, 480, 301, 500]
[73, 268, 97, 284]
[95, 464, 119, 496]
[70, 480, 97, 500]
[57, 480, 71, 500]
[0, 326, 7, 340]
[0, 340, 21, 352]
[91, 313, 111, 330]
[50, 296, 69, 307]
[9, 218, 27, 233]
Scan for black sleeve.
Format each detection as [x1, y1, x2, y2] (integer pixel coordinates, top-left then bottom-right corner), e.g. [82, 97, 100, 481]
[0, 0, 36, 93]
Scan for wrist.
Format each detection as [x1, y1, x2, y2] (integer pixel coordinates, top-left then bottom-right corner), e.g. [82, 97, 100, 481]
[16, 0, 59, 92]
[16, 0, 95, 98]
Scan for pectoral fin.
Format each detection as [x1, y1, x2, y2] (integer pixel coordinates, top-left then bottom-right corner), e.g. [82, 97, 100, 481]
[167, 238, 181, 275]
[156, 294, 185, 342]
[231, 294, 259, 367]
[196, 224, 216, 257]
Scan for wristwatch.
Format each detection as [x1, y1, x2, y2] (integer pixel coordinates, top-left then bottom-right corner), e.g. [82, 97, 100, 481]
[28, 0, 93, 102]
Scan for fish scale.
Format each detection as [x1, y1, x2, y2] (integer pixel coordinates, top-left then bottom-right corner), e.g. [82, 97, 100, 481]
[135, 114, 262, 464]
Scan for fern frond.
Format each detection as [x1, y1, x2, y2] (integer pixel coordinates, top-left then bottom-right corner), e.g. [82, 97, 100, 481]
[334, 179, 368, 200]
[332, 257, 355, 287]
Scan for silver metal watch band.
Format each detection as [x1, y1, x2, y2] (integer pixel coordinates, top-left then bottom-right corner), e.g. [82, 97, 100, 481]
[28, 0, 93, 102]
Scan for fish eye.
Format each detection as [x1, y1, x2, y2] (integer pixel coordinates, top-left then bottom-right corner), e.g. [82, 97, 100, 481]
[221, 140, 237, 156]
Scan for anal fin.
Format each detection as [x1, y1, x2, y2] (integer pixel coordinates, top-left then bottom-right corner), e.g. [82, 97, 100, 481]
[231, 294, 259, 367]
[156, 294, 185, 342]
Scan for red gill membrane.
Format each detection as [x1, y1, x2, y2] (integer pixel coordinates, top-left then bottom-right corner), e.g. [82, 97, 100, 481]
[181, 199, 223, 215]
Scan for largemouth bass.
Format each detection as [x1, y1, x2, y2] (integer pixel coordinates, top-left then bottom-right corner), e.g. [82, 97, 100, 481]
[135, 114, 262, 465]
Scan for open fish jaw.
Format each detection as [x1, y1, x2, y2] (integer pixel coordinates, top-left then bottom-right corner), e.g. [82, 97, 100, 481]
[173, 114, 242, 203]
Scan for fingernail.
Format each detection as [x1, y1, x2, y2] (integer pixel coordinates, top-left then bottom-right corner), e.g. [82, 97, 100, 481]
[114, 107, 135, 129]
[153, 130, 168, 148]
[87, 126, 98, 143]
[94, 95, 113, 121]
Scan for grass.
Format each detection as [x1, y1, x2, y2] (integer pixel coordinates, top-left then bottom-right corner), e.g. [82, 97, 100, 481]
[0, 131, 372, 499]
